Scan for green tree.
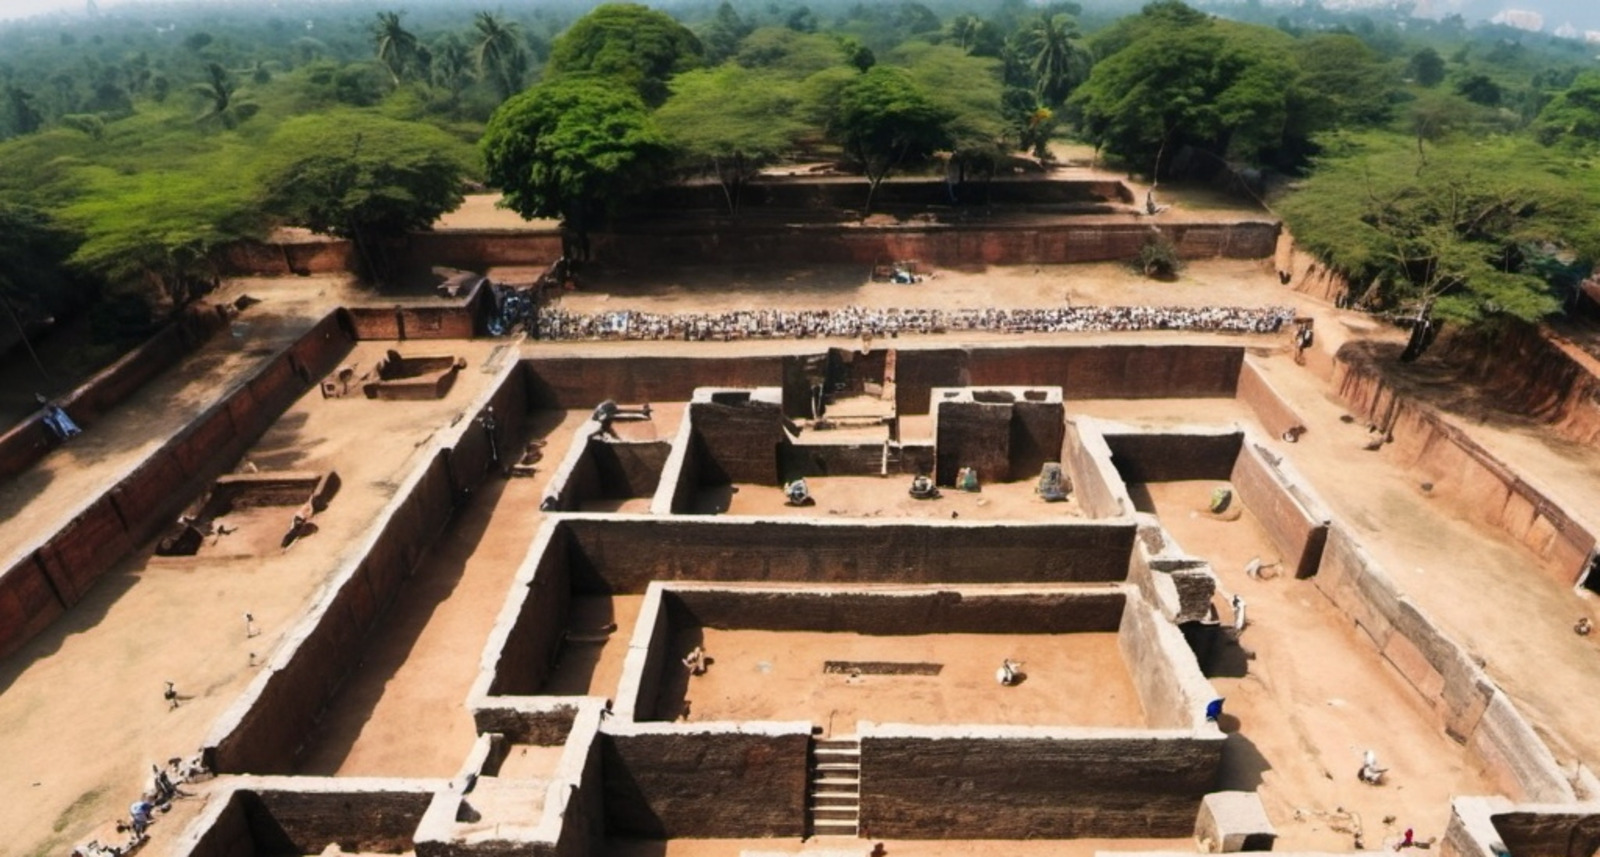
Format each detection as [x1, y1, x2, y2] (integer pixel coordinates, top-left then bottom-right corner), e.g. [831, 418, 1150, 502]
[1070, 11, 1303, 178]
[830, 65, 952, 214]
[891, 42, 1007, 184]
[547, 3, 703, 107]
[1455, 73, 1503, 107]
[1015, 12, 1090, 107]
[257, 113, 471, 283]
[481, 75, 670, 257]
[1407, 47, 1446, 87]
[0, 205, 86, 377]
[701, 1, 752, 64]
[472, 11, 525, 102]
[656, 65, 805, 214]
[191, 61, 259, 129]
[1294, 34, 1395, 128]
[1279, 133, 1597, 333]
[1533, 71, 1600, 145]
[372, 11, 421, 86]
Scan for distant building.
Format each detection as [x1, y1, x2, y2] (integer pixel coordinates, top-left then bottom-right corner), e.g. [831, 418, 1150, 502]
[1490, 8, 1544, 32]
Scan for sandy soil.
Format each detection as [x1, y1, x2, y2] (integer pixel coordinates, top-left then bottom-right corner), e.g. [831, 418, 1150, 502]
[1249, 350, 1600, 774]
[434, 194, 560, 232]
[601, 835, 1196, 857]
[706, 476, 1084, 521]
[555, 259, 1290, 317]
[543, 595, 647, 698]
[0, 338, 502, 857]
[660, 630, 1143, 732]
[1140, 480, 1497, 852]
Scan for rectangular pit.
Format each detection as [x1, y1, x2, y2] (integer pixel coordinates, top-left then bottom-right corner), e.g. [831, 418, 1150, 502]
[613, 582, 1215, 734]
[174, 777, 437, 857]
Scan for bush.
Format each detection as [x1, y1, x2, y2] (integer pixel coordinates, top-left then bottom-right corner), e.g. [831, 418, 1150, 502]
[1134, 231, 1184, 279]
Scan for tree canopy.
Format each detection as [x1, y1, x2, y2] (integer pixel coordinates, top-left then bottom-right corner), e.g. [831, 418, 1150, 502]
[257, 112, 471, 281]
[481, 74, 670, 251]
[1279, 133, 1599, 328]
[655, 64, 806, 214]
[830, 65, 953, 214]
[547, 3, 704, 107]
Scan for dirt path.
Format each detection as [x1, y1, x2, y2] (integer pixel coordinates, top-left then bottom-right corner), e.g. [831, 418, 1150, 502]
[298, 410, 591, 777]
[1142, 480, 1496, 852]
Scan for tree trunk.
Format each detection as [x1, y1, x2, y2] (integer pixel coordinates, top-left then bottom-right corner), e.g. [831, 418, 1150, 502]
[0, 295, 49, 382]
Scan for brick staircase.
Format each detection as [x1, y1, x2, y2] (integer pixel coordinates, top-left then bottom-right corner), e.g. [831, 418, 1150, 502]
[808, 736, 861, 838]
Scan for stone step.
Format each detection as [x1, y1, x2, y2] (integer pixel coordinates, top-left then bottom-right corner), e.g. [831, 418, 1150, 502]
[810, 793, 859, 806]
[811, 773, 859, 786]
[814, 746, 860, 756]
[812, 807, 860, 821]
[814, 761, 860, 772]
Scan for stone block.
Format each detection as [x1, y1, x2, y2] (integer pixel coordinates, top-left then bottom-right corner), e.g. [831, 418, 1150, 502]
[1196, 791, 1277, 852]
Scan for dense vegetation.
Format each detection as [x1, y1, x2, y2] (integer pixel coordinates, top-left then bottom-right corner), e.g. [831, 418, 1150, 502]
[3, 0, 1600, 360]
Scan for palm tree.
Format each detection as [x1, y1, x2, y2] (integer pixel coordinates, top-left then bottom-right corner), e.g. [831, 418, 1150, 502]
[192, 62, 258, 129]
[472, 11, 522, 101]
[431, 35, 473, 106]
[1016, 13, 1090, 107]
[372, 11, 419, 86]
[947, 14, 984, 53]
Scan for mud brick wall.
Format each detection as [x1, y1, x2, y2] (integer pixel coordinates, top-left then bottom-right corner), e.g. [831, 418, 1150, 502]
[778, 441, 934, 478]
[181, 790, 256, 857]
[0, 308, 226, 483]
[1479, 807, 1600, 857]
[632, 177, 1131, 211]
[524, 355, 788, 410]
[967, 345, 1245, 400]
[1118, 592, 1216, 730]
[486, 528, 573, 697]
[472, 701, 581, 746]
[405, 230, 564, 268]
[0, 555, 65, 660]
[585, 221, 1279, 268]
[559, 517, 1136, 593]
[1229, 443, 1328, 579]
[238, 787, 432, 854]
[1235, 359, 1304, 440]
[340, 301, 480, 341]
[664, 586, 1127, 634]
[1312, 528, 1573, 803]
[893, 349, 969, 415]
[0, 314, 354, 659]
[219, 239, 356, 275]
[858, 725, 1224, 838]
[935, 401, 1013, 484]
[689, 399, 786, 485]
[589, 441, 670, 499]
[1063, 420, 1130, 519]
[1011, 400, 1065, 478]
[1334, 353, 1598, 587]
[447, 368, 531, 494]
[600, 725, 809, 838]
[1103, 430, 1242, 484]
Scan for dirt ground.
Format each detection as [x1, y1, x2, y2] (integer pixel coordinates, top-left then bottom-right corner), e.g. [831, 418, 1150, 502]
[660, 630, 1143, 733]
[543, 595, 647, 698]
[1138, 480, 1497, 852]
[297, 408, 591, 778]
[555, 258, 1290, 317]
[705, 476, 1084, 520]
[0, 337, 500, 857]
[600, 835, 1196, 857]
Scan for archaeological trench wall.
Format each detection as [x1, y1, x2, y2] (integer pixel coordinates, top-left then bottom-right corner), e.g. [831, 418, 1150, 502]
[0, 311, 352, 661]
[551, 516, 1136, 594]
[1334, 349, 1598, 588]
[174, 778, 438, 857]
[221, 216, 1277, 278]
[203, 361, 529, 774]
[0, 303, 230, 483]
[858, 722, 1224, 839]
[1312, 527, 1574, 804]
[525, 344, 1244, 419]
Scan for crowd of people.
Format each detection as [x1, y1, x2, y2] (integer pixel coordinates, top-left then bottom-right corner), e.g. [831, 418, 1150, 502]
[533, 304, 1297, 341]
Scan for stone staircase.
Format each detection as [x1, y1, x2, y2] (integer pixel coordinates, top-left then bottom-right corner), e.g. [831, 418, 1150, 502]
[808, 736, 861, 838]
